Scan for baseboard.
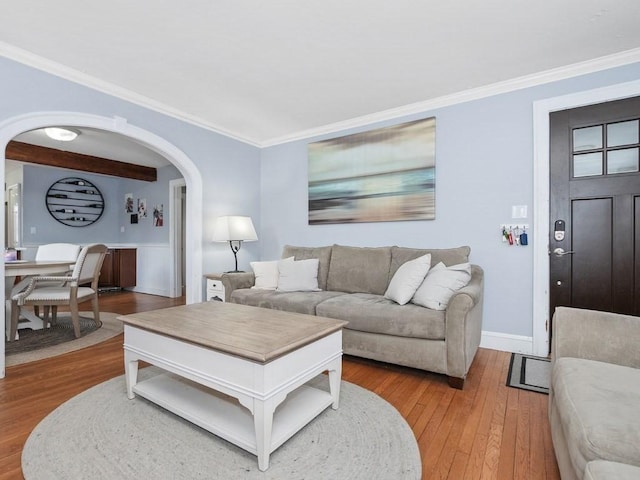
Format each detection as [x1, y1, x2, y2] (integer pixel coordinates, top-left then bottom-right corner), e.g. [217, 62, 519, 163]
[480, 330, 533, 354]
[126, 286, 171, 297]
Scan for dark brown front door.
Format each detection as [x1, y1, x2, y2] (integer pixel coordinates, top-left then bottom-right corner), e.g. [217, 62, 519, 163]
[550, 96, 640, 322]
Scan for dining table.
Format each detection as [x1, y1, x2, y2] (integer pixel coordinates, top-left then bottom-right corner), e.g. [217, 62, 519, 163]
[5, 260, 76, 340]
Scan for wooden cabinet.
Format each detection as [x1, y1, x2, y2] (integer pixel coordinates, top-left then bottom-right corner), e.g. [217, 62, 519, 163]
[99, 248, 136, 289]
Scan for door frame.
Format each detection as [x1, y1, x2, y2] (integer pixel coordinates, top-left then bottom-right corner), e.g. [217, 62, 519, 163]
[169, 178, 186, 298]
[532, 79, 640, 356]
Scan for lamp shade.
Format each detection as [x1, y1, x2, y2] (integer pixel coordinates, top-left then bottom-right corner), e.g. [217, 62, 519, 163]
[212, 215, 258, 242]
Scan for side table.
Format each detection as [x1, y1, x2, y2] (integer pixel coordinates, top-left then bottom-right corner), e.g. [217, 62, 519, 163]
[204, 273, 225, 302]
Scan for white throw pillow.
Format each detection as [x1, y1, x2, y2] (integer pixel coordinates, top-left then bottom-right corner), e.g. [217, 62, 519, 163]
[250, 257, 293, 289]
[384, 254, 432, 305]
[277, 258, 321, 292]
[411, 262, 472, 310]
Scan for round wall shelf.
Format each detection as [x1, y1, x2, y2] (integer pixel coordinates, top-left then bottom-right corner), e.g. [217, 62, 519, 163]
[45, 177, 104, 227]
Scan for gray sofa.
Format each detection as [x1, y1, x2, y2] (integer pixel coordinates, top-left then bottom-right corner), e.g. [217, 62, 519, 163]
[220, 244, 484, 389]
[550, 307, 640, 480]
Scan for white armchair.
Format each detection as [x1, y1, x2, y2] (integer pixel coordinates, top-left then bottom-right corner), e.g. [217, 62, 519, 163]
[9, 244, 107, 341]
[11, 243, 82, 319]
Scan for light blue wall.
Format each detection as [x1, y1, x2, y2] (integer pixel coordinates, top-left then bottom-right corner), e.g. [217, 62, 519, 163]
[4, 53, 640, 341]
[260, 62, 640, 339]
[0, 56, 261, 275]
[118, 164, 183, 243]
[20, 163, 183, 246]
[22, 164, 121, 244]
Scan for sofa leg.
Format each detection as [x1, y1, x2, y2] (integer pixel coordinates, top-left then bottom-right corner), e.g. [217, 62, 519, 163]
[448, 376, 465, 389]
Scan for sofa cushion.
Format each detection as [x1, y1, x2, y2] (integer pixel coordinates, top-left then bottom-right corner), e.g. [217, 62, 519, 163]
[250, 257, 293, 290]
[384, 254, 431, 305]
[390, 246, 471, 278]
[277, 259, 321, 292]
[326, 245, 392, 295]
[411, 262, 471, 310]
[552, 358, 640, 474]
[282, 245, 332, 290]
[231, 289, 346, 316]
[584, 460, 640, 480]
[316, 293, 446, 340]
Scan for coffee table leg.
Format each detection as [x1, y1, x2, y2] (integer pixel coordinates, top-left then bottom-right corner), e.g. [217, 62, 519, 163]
[124, 350, 139, 400]
[254, 398, 276, 471]
[328, 358, 342, 409]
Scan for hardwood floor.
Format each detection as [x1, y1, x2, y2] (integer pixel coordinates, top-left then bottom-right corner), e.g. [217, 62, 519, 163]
[0, 292, 560, 480]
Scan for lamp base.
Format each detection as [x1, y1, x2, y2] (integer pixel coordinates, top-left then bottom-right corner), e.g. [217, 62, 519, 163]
[225, 270, 245, 273]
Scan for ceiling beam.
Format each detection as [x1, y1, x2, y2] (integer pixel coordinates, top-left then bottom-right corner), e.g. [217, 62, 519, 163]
[5, 141, 157, 182]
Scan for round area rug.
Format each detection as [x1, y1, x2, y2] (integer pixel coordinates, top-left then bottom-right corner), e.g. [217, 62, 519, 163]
[6, 315, 101, 354]
[23, 367, 421, 480]
[5, 312, 123, 367]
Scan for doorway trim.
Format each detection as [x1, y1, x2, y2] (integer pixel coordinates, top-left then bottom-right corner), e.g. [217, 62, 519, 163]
[532, 79, 640, 356]
[1, 111, 204, 378]
[169, 178, 186, 297]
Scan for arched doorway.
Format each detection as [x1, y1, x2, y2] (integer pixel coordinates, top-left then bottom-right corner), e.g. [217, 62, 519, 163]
[1, 112, 204, 378]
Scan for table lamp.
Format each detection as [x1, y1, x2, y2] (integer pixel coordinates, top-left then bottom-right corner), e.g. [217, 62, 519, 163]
[212, 215, 258, 272]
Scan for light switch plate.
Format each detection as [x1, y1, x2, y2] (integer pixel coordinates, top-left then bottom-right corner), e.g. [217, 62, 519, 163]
[511, 205, 527, 219]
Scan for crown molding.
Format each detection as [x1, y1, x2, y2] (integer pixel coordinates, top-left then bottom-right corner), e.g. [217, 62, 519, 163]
[2, 41, 639, 149]
[0, 42, 261, 147]
[262, 47, 640, 147]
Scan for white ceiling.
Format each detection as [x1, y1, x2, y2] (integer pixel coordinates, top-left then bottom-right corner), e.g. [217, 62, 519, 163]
[2, 0, 640, 151]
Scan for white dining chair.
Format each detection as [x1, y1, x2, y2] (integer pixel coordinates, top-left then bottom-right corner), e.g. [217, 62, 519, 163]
[9, 244, 107, 341]
[11, 243, 81, 294]
[11, 243, 81, 320]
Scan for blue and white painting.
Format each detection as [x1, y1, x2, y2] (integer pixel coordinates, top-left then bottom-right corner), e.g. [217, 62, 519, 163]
[308, 117, 435, 224]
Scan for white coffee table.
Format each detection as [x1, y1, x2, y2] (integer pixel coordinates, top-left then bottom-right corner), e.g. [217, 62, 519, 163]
[120, 302, 347, 471]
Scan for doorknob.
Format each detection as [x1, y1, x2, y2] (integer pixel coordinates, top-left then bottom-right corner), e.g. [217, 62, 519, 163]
[553, 248, 575, 257]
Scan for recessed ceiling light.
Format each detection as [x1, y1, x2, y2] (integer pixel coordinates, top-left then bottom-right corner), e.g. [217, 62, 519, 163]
[45, 127, 80, 142]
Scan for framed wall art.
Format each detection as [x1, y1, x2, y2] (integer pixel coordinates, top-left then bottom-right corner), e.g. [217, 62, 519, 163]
[308, 117, 435, 224]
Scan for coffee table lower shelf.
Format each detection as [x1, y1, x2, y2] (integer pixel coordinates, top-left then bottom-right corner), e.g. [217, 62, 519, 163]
[134, 372, 334, 456]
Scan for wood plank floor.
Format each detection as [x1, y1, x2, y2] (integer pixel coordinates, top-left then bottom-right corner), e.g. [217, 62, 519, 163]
[0, 291, 560, 480]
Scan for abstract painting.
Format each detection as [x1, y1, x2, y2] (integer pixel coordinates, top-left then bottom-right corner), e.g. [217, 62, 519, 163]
[308, 117, 435, 224]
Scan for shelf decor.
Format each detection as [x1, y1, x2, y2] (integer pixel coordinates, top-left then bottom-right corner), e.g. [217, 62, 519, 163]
[45, 177, 105, 227]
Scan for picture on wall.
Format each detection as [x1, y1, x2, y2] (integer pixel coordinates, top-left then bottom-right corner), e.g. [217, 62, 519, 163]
[138, 198, 147, 219]
[153, 204, 164, 227]
[124, 193, 134, 213]
[308, 117, 436, 224]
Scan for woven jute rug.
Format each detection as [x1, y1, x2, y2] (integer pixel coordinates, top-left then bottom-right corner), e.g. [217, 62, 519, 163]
[5, 312, 123, 367]
[22, 367, 421, 479]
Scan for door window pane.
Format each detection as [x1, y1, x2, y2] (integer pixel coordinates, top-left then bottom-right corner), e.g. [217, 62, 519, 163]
[607, 120, 639, 147]
[573, 126, 602, 152]
[573, 152, 602, 177]
[607, 148, 639, 174]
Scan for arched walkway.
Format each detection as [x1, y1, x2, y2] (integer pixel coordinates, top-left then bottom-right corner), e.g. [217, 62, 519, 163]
[1, 112, 203, 377]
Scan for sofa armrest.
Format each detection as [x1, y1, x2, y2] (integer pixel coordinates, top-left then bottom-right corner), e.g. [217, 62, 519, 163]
[445, 264, 484, 381]
[552, 306, 640, 369]
[220, 272, 255, 302]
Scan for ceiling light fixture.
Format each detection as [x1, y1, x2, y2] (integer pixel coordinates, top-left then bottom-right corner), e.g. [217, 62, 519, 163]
[44, 127, 80, 142]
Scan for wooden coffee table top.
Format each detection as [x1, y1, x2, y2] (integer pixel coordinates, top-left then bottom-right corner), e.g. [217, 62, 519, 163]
[119, 302, 348, 363]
